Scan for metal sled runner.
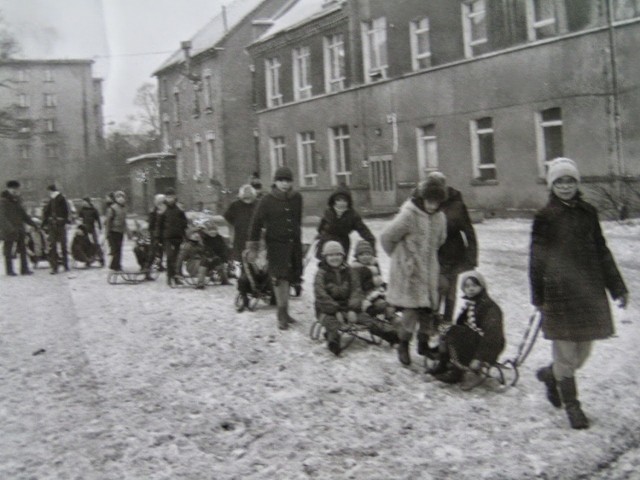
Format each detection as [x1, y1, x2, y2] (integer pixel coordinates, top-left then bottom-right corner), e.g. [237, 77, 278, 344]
[107, 268, 159, 285]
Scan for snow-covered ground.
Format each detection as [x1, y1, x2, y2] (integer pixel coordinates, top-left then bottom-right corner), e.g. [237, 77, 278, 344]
[0, 218, 639, 480]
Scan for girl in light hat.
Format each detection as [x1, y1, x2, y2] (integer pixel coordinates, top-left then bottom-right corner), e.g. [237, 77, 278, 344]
[529, 157, 628, 429]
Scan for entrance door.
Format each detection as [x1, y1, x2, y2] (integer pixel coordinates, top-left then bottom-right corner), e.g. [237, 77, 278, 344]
[368, 155, 396, 207]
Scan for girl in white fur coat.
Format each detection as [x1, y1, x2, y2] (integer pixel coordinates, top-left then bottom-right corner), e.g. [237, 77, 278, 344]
[381, 181, 447, 366]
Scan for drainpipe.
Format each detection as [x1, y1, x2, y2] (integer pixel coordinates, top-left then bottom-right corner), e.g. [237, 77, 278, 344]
[605, 0, 626, 212]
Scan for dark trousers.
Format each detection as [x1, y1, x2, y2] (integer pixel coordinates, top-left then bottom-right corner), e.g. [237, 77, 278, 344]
[3, 234, 29, 274]
[48, 224, 68, 271]
[107, 231, 124, 270]
[164, 238, 182, 279]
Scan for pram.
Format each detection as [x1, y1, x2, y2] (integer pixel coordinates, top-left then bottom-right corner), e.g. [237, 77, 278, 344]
[234, 248, 275, 311]
[25, 221, 48, 269]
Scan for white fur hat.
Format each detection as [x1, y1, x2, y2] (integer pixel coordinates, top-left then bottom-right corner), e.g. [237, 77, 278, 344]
[547, 157, 580, 188]
[322, 240, 345, 257]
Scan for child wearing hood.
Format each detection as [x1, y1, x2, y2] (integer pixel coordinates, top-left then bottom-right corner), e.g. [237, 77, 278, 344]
[351, 239, 394, 321]
[316, 184, 376, 260]
[431, 270, 505, 390]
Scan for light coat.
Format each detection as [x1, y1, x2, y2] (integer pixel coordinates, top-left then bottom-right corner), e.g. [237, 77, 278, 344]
[381, 199, 446, 309]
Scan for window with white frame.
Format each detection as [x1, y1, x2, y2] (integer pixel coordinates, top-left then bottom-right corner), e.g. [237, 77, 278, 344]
[265, 57, 283, 107]
[173, 88, 181, 123]
[194, 136, 203, 177]
[206, 132, 215, 178]
[270, 136, 286, 173]
[203, 70, 213, 111]
[161, 79, 168, 101]
[462, 0, 488, 58]
[324, 34, 345, 93]
[19, 144, 31, 160]
[470, 117, 497, 181]
[18, 93, 30, 108]
[175, 140, 184, 182]
[45, 118, 56, 132]
[410, 17, 432, 71]
[16, 69, 29, 82]
[44, 93, 57, 107]
[45, 144, 58, 159]
[535, 107, 563, 178]
[525, 0, 567, 41]
[44, 69, 54, 82]
[297, 131, 317, 187]
[416, 124, 438, 180]
[614, 0, 640, 20]
[162, 114, 170, 150]
[361, 17, 388, 82]
[329, 125, 351, 185]
[293, 46, 312, 101]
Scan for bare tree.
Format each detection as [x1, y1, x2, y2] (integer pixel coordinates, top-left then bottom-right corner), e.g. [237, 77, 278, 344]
[133, 82, 160, 138]
[0, 12, 19, 59]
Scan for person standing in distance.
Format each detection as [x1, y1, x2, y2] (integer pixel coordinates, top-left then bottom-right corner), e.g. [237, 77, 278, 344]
[0, 180, 37, 276]
[42, 184, 70, 274]
[247, 166, 303, 330]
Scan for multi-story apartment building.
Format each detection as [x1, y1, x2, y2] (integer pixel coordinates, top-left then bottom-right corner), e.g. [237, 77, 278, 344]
[153, 0, 293, 213]
[0, 59, 105, 206]
[248, 0, 640, 216]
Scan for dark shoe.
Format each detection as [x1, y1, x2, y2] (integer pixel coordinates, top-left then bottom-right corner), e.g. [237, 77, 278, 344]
[220, 280, 232, 286]
[21, 270, 34, 275]
[434, 367, 464, 384]
[536, 365, 562, 408]
[559, 377, 589, 429]
[328, 340, 341, 356]
[173, 276, 184, 286]
[398, 340, 411, 366]
[427, 359, 450, 376]
[417, 333, 429, 356]
[194, 284, 205, 290]
[7, 271, 18, 277]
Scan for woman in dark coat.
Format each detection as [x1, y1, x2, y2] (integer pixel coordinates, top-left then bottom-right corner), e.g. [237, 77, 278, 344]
[223, 184, 258, 262]
[315, 184, 376, 260]
[247, 166, 303, 330]
[529, 157, 628, 430]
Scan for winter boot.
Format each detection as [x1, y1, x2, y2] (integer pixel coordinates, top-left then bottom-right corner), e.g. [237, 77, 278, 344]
[536, 365, 562, 408]
[416, 333, 429, 356]
[398, 340, 411, 366]
[275, 280, 297, 327]
[434, 367, 464, 384]
[369, 325, 399, 346]
[277, 307, 289, 330]
[559, 377, 589, 429]
[327, 331, 341, 356]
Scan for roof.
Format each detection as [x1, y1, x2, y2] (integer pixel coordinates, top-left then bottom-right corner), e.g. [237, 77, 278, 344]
[0, 59, 94, 66]
[153, 0, 266, 75]
[126, 152, 176, 165]
[251, 0, 343, 46]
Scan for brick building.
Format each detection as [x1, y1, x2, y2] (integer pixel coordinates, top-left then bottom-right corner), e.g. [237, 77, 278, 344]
[153, 0, 293, 213]
[0, 59, 105, 206]
[247, 0, 640, 217]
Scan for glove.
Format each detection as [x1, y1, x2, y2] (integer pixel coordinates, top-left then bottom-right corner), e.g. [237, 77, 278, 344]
[617, 293, 629, 309]
[469, 359, 485, 372]
[346, 311, 358, 324]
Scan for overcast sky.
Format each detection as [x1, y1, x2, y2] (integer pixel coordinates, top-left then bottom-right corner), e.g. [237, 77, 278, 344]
[0, 0, 228, 127]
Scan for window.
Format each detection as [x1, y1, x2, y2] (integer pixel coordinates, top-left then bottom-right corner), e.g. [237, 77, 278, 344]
[525, 0, 567, 41]
[173, 88, 181, 123]
[203, 70, 213, 111]
[45, 144, 58, 159]
[175, 140, 184, 182]
[162, 114, 170, 150]
[45, 118, 56, 133]
[44, 69, 54, 82]
[192, 87, 200, 117]
[361, 17, 388, 82]
[19, 144, 31, 160]
[18, 93, 30, 108]
[265, 57, 283, 107]
[329, 126, 351, 185]
[614, 0, 640, 20]
[416, 125, 438, 180]
[410, 17, 432, 71]
[462, 0, 487, 58]
[206, 132, 215, 179]
[297, 132, 317, 187]
[292, 46, 312, 101]
[44, 93, 57, 108]
[161, 78, 168, 100]
[324, 34, 345, 93]
[535, 107, 563, 177]
[194, 136, 203, 177]
[269, 136, 286, 173]
[470, 117, 496, 181]
[16, 69, 29, 82]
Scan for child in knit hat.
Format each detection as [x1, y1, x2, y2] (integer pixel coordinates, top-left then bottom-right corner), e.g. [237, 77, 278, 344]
[530, 157, 628, 429]
[431, 270, 505, 390]
[351, 240, 391, 318]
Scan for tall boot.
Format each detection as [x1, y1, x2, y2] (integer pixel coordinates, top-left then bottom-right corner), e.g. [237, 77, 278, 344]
[5, 257, 17, 276]
[559, 377, 589, 429]
[416, 333, 429, 356]
[327, 330, 341, 356]
[536, 365, 562, 408]
[273, 282, 289, 330]
[369, 324, 399, 346]
[398, 340, 411, 366]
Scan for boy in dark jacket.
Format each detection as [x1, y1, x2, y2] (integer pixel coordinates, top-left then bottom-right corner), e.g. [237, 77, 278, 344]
[157, 188, 188, 286]
[78, 197, 104, 266]
[42, 184, 70, 274]
[316, 184, 376, 260]
[529, 157, 628, 429]
[0, 180, 37, 275]
[431, 270, 505, 390]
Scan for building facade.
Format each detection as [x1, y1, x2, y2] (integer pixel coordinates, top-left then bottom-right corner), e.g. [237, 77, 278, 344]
[0, 59, 105, 206]
[153, 0, 293, 213]
[248, 0, 640, 217]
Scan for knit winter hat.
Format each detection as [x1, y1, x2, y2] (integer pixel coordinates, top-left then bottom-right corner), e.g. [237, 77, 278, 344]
[153, 194, 166, 207]
[426, 171, 447, 187]
[239, 184, 257, 201]
[274, 166, 293, 181]
[322, 240, 345, 257]
[354, 240, 374, 257]
[546, 157, 580, 188]
[114, 190, 126, 199]
[417, 180, 446, 203]
[459, 270, 488, 291]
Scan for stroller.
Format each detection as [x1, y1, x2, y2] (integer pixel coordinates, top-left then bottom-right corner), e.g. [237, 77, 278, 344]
[25, 219, 49, 269]
[234, 247, 275, 312]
